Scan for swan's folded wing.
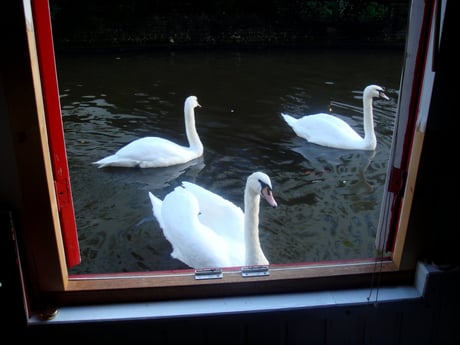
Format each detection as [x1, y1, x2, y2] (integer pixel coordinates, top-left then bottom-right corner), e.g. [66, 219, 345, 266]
[181, 181, 244, 242]
[117, 137, 194, 162]
[297, 114, 363, 146]
[162, 186, 236, 268]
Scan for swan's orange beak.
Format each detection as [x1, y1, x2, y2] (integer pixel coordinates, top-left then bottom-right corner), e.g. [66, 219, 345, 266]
[262, 187, 278, 208]
[379, 91, 390, 100]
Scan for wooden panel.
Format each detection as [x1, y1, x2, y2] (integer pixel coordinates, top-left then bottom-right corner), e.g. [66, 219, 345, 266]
[203, 319, 246, 345]
[246, 318, 286, 345]
[423, 271, 460, 345]
[325, 315, 364, 345]
[287, 317, 326, 345]
[362, 310, 401, 345]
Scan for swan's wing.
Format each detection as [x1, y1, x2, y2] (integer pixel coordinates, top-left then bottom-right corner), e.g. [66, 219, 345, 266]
[294, 114, 364, 148]
[181, 181, 244, 244]
[160, 186, 236, 268]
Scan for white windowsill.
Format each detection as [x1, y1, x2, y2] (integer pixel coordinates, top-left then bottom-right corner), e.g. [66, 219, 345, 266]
[28, 262, 435, 325]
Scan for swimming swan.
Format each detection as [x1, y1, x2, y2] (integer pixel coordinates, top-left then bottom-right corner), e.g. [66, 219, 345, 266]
[281, 85, 389, 150]
[148, 171, 278, 269]
[93, 95, 203, 168]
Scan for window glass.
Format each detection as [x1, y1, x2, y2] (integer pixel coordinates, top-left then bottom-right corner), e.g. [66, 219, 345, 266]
[48, 1, 410, 274]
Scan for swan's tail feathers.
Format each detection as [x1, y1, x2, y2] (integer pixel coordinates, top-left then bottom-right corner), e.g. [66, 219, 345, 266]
[92, 155, 117, 168]
[92, 163, 109, 168]
[92, 155, 140, 168]
[280, 113, 297, 127]
[148, 192, 165, 229]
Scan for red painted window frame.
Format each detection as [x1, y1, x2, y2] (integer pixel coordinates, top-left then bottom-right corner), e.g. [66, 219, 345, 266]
[31, 0, 80, 268]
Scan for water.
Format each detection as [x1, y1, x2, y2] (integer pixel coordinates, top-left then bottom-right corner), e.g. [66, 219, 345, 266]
[56, 48, 404, 274]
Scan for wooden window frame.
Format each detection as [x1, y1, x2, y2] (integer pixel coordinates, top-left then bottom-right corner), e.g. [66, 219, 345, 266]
[4, 0, 441, 314]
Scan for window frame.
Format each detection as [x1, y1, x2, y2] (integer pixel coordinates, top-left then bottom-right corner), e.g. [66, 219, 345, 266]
[5, 0, 441, 313]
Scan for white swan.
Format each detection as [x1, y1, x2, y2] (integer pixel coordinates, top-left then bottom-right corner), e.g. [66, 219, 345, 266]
[93, 95, 203, 168]
[148, 171, 278, 269]
[281, 85, 389, 150]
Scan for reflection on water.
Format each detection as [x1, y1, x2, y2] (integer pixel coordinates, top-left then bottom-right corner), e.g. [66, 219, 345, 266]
[57, 48, 403, 274]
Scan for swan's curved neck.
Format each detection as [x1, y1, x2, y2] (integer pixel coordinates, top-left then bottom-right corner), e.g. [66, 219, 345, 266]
[243, 189, 267, 265]
[184, 106, 203, 154]
[362, 95, 376, 146]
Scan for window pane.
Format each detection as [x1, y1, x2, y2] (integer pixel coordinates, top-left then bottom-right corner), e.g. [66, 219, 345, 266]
[48, 1, 409, 274]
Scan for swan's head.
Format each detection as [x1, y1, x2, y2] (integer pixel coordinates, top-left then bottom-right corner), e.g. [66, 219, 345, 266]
[184, 95, 201, 111]
[247, 172, 278, 208]
[364, 85, 390, 101]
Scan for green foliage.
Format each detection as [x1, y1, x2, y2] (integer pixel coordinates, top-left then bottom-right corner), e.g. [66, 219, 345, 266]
[359, 2, 389, 21]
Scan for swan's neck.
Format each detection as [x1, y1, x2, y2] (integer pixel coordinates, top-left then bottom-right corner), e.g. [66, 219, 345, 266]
[362, 96, 376, 147]
[184, 106, 203, 154]
[243, 190, 268, 265]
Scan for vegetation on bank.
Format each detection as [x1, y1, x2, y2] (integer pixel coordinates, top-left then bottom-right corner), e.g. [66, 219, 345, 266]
[50, 0, 409, 51]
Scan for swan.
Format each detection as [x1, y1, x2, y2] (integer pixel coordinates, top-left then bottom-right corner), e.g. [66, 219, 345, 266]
[93, 95, 203, 168]
[148, 171, 278, 269]
[281, 85, 389, 150]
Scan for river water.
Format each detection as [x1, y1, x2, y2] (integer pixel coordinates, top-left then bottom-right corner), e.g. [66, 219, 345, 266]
[55, 48, 404, 274]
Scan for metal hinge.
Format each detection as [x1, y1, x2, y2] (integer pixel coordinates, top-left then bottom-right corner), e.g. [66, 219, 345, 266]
[54, 178, 71, 210]
[241, 265, 269, 277]
[194, 268, 223, 280]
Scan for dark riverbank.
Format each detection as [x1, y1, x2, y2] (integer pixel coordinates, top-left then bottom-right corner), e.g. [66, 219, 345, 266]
[49, 0, 409, 52]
